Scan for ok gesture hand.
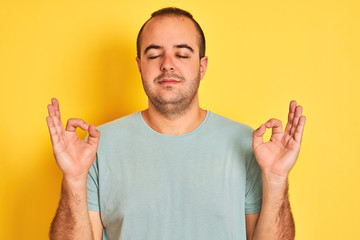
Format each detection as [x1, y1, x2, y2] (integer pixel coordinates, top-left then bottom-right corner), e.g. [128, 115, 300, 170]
[46, 98, 100, 181]
[252, 101, 306, 179]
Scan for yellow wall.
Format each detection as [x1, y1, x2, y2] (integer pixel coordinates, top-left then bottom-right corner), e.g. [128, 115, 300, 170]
[1, 0, 359, 239]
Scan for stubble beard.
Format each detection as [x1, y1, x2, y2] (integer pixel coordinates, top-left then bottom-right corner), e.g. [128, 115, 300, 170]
[142, 72, 201, 119]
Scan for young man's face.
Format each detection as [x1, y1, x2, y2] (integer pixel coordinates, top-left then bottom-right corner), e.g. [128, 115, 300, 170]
[136, 15, 208, 116]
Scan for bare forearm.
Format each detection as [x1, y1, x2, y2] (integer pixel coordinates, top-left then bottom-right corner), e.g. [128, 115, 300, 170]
[49, 178, 94, 240]
[253, 174, 295, 240]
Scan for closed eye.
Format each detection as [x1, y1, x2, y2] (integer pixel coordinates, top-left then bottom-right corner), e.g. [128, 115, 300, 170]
[177, 55, 189, 59]
[148, 55, 160, 59]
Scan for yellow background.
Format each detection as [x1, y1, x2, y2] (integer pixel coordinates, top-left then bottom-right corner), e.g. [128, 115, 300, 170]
[1, 0, 359, 239]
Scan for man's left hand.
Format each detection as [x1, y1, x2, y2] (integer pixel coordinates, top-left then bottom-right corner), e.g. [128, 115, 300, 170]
[252, 100, 306, 180]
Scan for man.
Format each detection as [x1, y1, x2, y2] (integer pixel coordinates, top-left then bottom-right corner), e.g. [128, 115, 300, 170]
[47, 7, 306, 240]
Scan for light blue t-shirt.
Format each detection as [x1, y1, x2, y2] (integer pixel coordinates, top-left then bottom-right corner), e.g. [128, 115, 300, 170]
[87, 111, 262, 240]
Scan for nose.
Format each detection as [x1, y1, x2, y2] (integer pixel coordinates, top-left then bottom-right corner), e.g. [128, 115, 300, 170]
[160, 54, 175, 71]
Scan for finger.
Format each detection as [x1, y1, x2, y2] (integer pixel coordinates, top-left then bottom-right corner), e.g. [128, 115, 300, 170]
[284, 100, 297, 133]
[65, 118, 89, 132]
[47, 103, 55, 116]
[294, 115, 306, 143]
[252, 124, 266, 150]
[47, 103, 64, 133]
[46, 116, 60, 145]
[87, 124, 100, 146]
[290, 105, 303, 136]
[51, 98, 61, 119]
[46, 116, 55, 136]
[265, 118, 283, 135]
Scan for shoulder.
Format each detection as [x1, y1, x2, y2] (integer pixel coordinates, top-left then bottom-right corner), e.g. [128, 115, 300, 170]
[95, 112, 141, 143]
[204, 111, 254, 151]
[205, 111, 255, 160]
[97, 112, 139, 132]
[207, 111, 254, 138]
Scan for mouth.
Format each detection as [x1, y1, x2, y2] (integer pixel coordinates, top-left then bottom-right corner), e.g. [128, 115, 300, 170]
[158, 78, 181, 85]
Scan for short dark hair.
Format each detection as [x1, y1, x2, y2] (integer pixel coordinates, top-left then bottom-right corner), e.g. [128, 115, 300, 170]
[136, 7, 206, 59]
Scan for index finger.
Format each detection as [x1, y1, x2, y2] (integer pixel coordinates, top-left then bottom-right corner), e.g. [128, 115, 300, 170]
[284, 100, 297, 133]
[47, 98, 64, 132]
[51, 98, 61, 118]
[294, 115, 306, 143]
[265, 118, 283, 135]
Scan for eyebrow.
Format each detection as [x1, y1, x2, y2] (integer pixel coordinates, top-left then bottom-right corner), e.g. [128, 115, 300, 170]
[144, 45, 162, 55]
[143, 44, 194, 55]
[175, 44, 194, 53]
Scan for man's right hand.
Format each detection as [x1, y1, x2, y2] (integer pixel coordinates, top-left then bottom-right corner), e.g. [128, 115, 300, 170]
[46, 98, 100, 182]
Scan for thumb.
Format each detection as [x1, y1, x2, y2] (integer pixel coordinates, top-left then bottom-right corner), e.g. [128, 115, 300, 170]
[252, 124, 266, 150]
[87, 124, 100, 146]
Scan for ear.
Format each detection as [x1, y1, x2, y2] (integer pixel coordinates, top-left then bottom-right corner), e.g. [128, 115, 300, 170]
[136, 57, 141, 73]
[199, 56, 208, 80]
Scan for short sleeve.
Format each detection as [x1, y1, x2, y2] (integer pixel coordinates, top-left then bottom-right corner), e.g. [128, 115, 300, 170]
[245, 153, 263, 214]
[87, 153, 100, 211]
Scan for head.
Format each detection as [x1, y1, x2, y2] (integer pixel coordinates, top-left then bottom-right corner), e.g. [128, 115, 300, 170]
[136, 7, 208, 118]
[137, 7, 206, 60]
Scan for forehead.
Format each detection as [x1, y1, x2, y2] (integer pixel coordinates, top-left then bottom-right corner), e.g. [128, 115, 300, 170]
[140, 16, 200, 52]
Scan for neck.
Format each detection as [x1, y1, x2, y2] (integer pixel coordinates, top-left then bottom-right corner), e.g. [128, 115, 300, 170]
[141, 95, 207, 136]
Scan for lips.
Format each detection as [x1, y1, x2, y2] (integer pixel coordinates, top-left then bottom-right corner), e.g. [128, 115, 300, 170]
[154, 73, 184, 83]
[158, 78, 180, 84]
